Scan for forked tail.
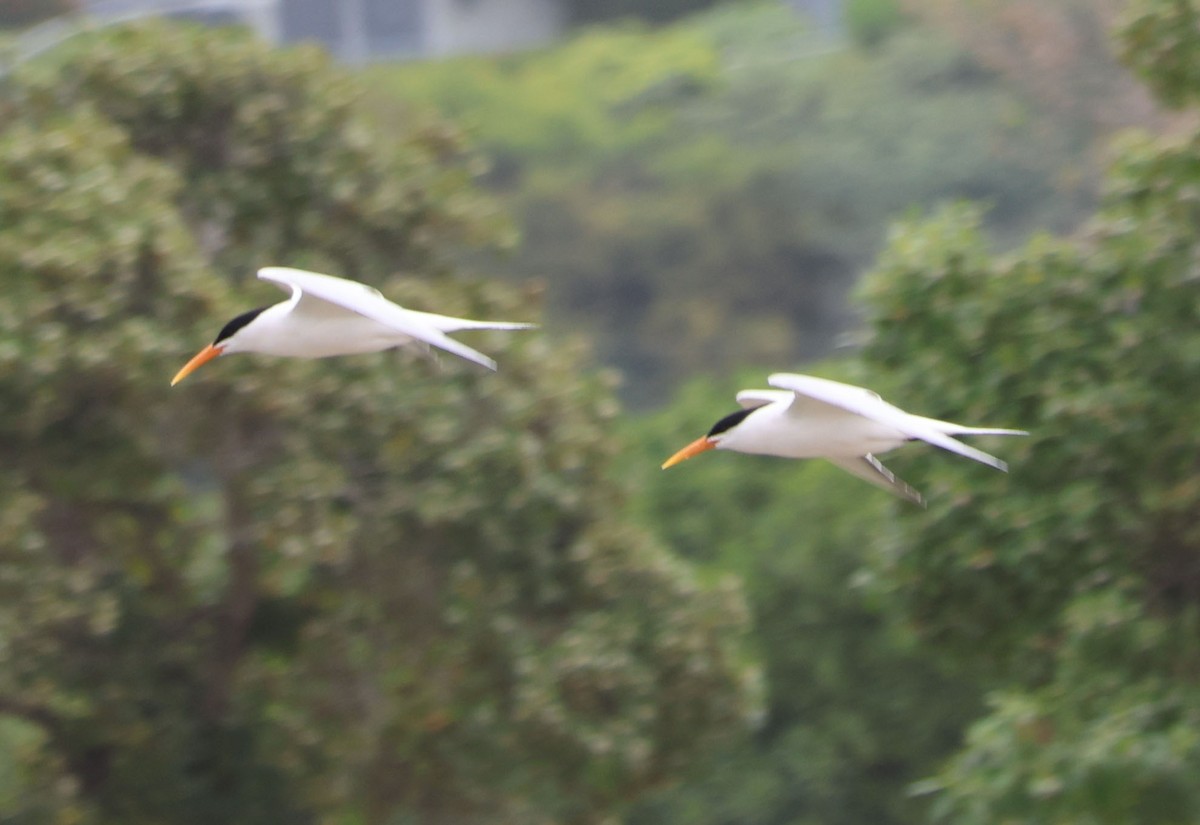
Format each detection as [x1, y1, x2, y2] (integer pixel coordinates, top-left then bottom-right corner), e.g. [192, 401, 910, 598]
[910, 415, 1028, 438]
[901, 415, 1028, 472]
[407, 309, 538, 334]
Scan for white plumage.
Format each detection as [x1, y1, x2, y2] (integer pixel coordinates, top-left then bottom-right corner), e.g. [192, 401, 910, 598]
[172, 267, 535, 384]
[663, 372, 1027, 505]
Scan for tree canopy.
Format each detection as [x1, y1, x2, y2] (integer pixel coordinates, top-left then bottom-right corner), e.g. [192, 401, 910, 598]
[0, 22, 755, 824]
[841, 1, 1200, 817]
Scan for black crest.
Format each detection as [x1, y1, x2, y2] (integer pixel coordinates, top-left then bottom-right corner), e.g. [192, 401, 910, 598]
[214, 307, 268, 344]
[707, 407, 756, 437]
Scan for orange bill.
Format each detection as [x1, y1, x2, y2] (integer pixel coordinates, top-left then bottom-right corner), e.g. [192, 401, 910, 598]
[171, 344, 224, 386]
[661, 436, 716, 469]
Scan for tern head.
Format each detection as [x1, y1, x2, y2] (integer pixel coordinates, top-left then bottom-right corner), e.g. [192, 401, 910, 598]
[661, 407, 756, 469]
[171, 307, 268, 385]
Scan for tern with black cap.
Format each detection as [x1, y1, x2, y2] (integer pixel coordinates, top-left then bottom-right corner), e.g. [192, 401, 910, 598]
[171, 267, 535, 385]
[662, 373, 1027, 505]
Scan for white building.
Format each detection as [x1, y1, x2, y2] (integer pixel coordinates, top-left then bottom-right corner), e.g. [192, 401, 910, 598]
[786, 0, 842, 37]
[279, 0, 563, 61]
[76, 0, 564, 61]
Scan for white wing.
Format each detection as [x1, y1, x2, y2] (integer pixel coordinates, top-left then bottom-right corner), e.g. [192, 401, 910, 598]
[768, 372, 1013, 471]
[259, 266, 387, 302]
[735, 389, 794, 410]
[258, 267, 524, 370]
[827, 455, 925, 506]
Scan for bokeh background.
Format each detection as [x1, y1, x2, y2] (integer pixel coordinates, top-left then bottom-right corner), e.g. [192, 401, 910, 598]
[2, 0, 1199, 822]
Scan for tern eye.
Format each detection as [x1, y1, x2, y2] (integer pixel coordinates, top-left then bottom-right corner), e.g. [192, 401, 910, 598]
[707, 407, 755, 437]
[214, 306, 268, 344]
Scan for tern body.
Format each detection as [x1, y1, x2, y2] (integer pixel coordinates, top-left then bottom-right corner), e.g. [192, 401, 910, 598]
[220, 300, 416, 358]
[663, 373, 1027, 505]
[711, 390, 912, 459]
[172, 267, 535, 384]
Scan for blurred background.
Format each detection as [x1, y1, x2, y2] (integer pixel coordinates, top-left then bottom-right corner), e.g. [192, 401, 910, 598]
[1, 0, 1199, 822]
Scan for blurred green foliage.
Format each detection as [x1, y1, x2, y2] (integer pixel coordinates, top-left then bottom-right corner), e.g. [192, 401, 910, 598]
[0, 22, 755, 824]
[845, 0, 909, 48]
[366, 2, 1096, 405]
[1122, 0, 1200, 108]
[838, 0, 1200, 815]
[855, 192, 1200, 822]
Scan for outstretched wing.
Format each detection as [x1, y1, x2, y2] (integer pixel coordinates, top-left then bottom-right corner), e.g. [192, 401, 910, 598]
[258, 267, 501, 370]
[768, 372, 1009, 470]
[735, 389, 794, 410]
[258, 266, 384, 302]
[827, 455, 925, 507]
